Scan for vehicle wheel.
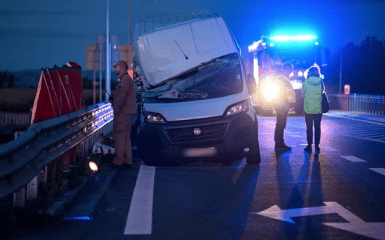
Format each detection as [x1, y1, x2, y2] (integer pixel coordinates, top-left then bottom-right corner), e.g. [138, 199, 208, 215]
[246, 128, 261, 165]
[246, 146, 261, 164]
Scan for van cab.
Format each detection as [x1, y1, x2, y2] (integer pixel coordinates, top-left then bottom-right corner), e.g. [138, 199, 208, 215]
[133, 15, 261, 166]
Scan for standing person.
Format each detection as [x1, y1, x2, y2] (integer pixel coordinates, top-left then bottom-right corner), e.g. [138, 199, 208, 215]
[273, 62, 296, 150]
[108, 60, 137, 168]
[302, 65, 324, 153]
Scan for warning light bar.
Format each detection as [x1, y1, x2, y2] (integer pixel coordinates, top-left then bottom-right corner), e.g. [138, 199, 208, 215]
[270, 35, 317, 41]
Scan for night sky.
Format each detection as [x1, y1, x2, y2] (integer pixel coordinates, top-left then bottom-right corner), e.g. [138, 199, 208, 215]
[0, 0, 384, 71]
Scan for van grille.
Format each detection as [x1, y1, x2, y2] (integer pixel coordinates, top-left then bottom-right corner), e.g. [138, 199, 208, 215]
[166, 123, 228, 143]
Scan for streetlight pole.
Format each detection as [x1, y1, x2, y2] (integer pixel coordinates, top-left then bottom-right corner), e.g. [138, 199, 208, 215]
[128, 0, 131, 45]
[339, 34, 343, 94]
[138, 0, 157, 23]
[106, 0, 111, 101]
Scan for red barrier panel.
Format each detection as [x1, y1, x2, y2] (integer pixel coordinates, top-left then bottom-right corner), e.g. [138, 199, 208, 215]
[30, 62, 83, 173]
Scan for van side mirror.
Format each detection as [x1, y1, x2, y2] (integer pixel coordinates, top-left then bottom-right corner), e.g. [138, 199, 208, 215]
[246, 74, 256, 95]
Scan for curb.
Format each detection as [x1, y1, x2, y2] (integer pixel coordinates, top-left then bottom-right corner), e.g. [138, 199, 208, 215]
[45, 176, 90, 217]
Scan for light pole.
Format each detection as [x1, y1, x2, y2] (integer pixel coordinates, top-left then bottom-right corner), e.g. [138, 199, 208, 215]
[138, 0, 157, 23]
[106, 0, 111, 101]
[323, 12, 344, 94]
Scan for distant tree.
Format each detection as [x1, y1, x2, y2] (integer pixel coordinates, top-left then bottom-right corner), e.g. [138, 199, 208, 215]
[0, 71, 15, 88]
[0, 71, 5, 88]
[328, 36, 385, 95]
[8, 73, 15, 88]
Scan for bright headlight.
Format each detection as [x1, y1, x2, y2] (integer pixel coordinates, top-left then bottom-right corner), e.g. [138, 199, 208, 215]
[226, 101, 249, 116]
[145, 113, 166, 123]
[262, 82, 279, 100]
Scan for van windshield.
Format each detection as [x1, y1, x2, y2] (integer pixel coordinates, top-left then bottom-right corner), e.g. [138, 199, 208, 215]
[141, 53, 243, 103]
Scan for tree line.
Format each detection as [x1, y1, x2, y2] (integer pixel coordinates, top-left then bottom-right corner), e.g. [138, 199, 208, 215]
[326, 36, 385, 95]
[0, 71, 16, 88]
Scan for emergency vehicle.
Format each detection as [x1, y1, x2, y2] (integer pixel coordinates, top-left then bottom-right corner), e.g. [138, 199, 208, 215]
[248, 35, 330, 115]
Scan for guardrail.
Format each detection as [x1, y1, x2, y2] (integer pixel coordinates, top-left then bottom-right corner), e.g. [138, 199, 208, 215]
[328, 94, 385, 115]
[0, 101, 113, 200]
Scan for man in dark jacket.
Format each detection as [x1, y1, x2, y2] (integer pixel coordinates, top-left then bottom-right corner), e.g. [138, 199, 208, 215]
[273, 63, 296, 150]
[109, 60, 137, 168]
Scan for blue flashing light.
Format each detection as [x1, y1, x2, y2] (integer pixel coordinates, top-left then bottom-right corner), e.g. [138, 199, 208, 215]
[270, 35, 317, 41]
[61, 216, 94, 221]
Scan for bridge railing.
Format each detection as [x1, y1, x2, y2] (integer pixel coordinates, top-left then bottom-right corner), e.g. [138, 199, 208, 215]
[0, 101, 113, 200]
[251, 93, 385, 116]
[328, 94, 385, 115]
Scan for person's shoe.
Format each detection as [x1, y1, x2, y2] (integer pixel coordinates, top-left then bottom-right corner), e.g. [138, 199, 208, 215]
[275, 143, 292, 151]
[304, 145, 312, 152]
[315, 145, 320, 153]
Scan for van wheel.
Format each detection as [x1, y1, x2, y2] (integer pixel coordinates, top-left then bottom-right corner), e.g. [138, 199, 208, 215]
[246, 148, 261, 164]
[246, 132, 261, 165]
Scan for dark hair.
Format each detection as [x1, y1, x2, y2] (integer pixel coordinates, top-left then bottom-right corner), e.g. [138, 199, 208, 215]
[305, 66, 321, 79]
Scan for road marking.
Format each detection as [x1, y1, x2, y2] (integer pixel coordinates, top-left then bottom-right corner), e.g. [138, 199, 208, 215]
[253, 202, 385, 239]
[369, 168, 385, 176]
[341, 156, 367, 162]
[124, 162, 155, 235]
[322, 147, 339, 152]
[232, 158, 247, 185]
[299, 144, 338, 152]
[324, 112, 385, 127]
[323, 223, 385, 240]
[252, 202, 364, 224]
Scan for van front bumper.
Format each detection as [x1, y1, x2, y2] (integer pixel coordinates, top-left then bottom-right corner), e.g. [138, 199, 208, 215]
[137, 112, 258, 164]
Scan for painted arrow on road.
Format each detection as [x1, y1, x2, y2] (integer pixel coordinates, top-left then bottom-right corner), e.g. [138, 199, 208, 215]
[251, 202, 385, 240]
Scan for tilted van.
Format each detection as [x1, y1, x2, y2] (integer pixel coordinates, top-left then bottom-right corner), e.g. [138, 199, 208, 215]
[133, 15, 261, 166]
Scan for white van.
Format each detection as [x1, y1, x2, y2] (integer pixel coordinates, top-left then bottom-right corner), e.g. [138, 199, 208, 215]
[133, 15, 261, 166]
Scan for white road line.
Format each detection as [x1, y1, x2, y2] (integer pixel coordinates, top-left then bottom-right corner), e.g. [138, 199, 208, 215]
[124, 162, 156, 235]
[324, 113, 385, 127]
[341, 156, 367, 162]
[322, 147, 339, 152]
[369, 168, 385, 176]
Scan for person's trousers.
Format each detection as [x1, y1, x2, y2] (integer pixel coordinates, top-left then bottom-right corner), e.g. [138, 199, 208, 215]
[304, 113, 323, 145]
[113, 114, 134, 165]
[274, 108, 289, 145]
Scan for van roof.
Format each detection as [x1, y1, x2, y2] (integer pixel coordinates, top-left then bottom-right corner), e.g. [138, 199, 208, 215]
[133, 15, 239, 87]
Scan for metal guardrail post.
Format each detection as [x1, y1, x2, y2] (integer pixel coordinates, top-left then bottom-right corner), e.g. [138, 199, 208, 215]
[0, 101, 114, 200]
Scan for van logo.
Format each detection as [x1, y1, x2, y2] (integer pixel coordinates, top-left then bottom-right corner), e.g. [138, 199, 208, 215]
[193, 128, 201, 136]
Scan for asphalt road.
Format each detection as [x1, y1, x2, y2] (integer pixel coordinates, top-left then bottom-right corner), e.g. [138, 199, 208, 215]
[5, 113, 385, 240]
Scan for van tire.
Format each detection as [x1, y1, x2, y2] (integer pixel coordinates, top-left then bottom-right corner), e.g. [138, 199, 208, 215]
[246, 144, 261, 164]
[246, 123, 261, 165]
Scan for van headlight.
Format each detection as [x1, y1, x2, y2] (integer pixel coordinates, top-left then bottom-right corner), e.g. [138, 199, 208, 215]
[145, 112, 166, 123]
[225, 100, 249, 116]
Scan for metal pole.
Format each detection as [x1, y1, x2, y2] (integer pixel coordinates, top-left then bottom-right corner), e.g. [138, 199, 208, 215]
[339, 23, 343, 94]
[99, 43, 103, 103]
[339, 47, 343, 94]
[93, 70, 96, 105]
[128, 0, 130, 45]
[106, 0, 111, 102]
